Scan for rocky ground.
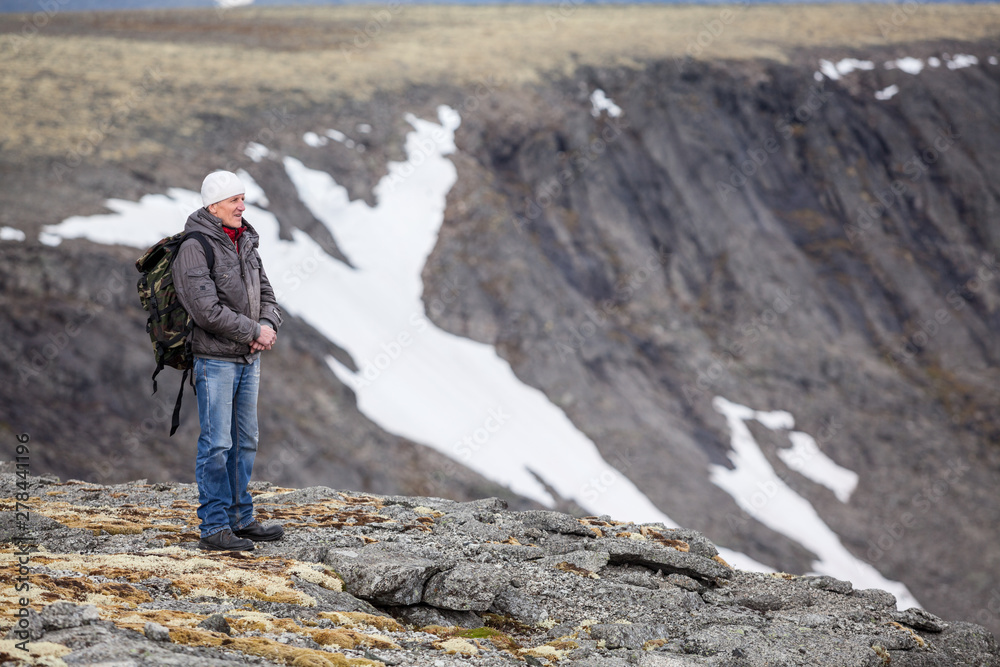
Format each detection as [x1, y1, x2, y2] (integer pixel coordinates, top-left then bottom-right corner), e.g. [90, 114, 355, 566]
[1, 472, 997, 667]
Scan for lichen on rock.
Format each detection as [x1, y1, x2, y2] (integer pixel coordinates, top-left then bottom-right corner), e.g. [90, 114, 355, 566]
[2, 475, 997, 666]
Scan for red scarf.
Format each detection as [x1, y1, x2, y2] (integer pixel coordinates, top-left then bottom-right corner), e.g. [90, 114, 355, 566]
[223, 224, 245, 250]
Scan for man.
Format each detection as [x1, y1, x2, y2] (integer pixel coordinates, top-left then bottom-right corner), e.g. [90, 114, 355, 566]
[174, 170, 284, 551]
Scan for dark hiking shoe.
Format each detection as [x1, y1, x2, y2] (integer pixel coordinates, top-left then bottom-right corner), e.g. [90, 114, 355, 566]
[198, 529, 254, 552]
[233, 520, 284, 542]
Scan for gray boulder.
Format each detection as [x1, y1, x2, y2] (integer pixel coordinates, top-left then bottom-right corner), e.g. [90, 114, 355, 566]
[325, 547, 446, 606]
[490, 585, 549, 625]
[591, 537, 732, 582]
[515, 510, 596, 537]
[423, 562, 508, 611]
[589, 622, 672, 649]
[144, 622, 171, 642]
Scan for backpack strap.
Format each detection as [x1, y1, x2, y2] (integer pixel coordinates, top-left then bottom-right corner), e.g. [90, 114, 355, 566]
[165, 231, 216, 437]
[170, 368, 189, 437]
[150, 231, 217, 389]
[186, 230, 216, 277]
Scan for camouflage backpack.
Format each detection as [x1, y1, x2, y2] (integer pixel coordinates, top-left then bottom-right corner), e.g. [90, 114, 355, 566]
[135, 231, 214, 436]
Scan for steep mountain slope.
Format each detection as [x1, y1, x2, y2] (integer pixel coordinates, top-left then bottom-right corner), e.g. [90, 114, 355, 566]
[431, 45, 1000, 631]
[1, 4, 999, 644]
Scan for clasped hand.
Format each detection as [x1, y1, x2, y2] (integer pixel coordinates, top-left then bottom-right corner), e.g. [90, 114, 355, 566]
[250, 325, 277, 352]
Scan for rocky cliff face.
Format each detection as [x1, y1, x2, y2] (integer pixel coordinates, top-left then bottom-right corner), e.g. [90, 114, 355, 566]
[2, 473, 998, 667]
[431, 43, 1000, 635]
[1, 6, 999, 649]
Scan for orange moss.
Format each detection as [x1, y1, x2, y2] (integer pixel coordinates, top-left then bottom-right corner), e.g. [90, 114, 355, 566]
[169, 627, 383, 666]
[95, 582, 153, 605]
[639, 527, 690, 552]
[169, 627, 225, 646]
[888, 620, 927, 648]
[338, 494, 383, 507]
[229, 618, 271, 634]
[311, 629, 359, 648]
[242, 588, 304, 604]
[0, 497, 199, 538]
[555, 562, 599, 579]
[317, 611, 403, 633]
[270, 618, 306, 633]
[92, 523, 146, 535]
[112, 608, 205, 632]
[580, 517, 624, 527]
[26, 575, 149, 606]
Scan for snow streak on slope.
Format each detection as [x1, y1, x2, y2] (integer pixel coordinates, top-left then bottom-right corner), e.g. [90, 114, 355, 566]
[778, 431, 858, 503]
[710, 396, 919, 609]
[41, 106, 676, 529]
[42, 189, 203, 246]
[280, 106, 676, 525]
[816, 52, 993, 100]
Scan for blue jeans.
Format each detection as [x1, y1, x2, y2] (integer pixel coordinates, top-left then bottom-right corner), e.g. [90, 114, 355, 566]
[193, 357, 260, 538]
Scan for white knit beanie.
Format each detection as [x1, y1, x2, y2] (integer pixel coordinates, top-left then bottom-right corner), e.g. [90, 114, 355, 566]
[201, 171, 246, 207]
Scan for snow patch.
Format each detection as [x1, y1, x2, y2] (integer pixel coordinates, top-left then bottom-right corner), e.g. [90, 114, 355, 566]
[43, 189, 201, 248]
[825, 52, 980, 87]
[836, 58, 874, 76]
[818, 59, 841, 80]
[778, 432, 859, 503]
[875, 85, 899, 101]
[0, 226, 26, 242]
[324, 129, 355, 148]
[753, 409, 794, 431]
[590, 89, 622, 118]
[709, 396, 919, 609]
[887, 57, 924, 75]
[947, 54, 978, 70]
[819, 58, 874, 80]
[39, 232, 63, 246]
[245, 142, 271, 163]
[303, 132, 328, 148]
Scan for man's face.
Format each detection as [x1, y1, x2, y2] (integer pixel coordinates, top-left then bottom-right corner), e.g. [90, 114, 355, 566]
[209, 194, 245, 229]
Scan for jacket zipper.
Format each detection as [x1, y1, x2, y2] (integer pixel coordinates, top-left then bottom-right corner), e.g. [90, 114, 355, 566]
[221, 231, 255, 353]
[238, 242, 257, 350]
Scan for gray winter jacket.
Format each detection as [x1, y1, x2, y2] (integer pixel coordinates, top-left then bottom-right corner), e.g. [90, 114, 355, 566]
[173, 208, 282, 363]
